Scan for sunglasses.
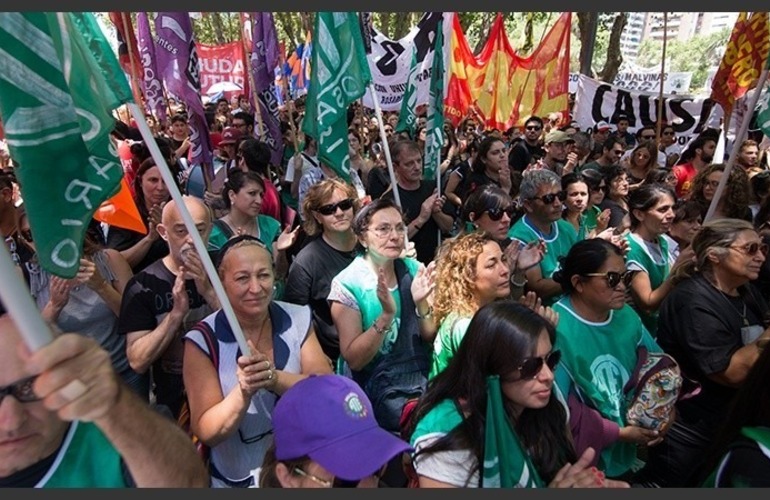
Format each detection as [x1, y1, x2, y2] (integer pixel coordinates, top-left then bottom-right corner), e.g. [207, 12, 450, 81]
[583, 271, 630, 288]
[0, 375, 40, 404]
[641, 135, 656, 140]
[514, 350, 562, 380]
[293, 464, 387, 488]
[729, 241, 770, 257]
[531, 191, 567, 204]
[526, 125, 542, 131]
[485, 205, 516, 221]
[315, 198, 354, 216]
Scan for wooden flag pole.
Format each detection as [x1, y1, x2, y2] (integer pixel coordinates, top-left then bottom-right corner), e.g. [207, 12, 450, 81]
[655, 12, 668, 146]
[239, 13, 267, 140]
[120, 12, 144, 114]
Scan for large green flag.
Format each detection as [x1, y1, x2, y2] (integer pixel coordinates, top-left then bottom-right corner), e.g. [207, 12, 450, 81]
[423, 17, 445, 181]
[302, 12, 372, 182]
[395, 45, 419, 139]
[482, 376, 545, 488]
[0, 12, 132, 278]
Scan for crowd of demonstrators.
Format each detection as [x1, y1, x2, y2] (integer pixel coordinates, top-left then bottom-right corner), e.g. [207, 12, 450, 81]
[7, 94, 770, 490]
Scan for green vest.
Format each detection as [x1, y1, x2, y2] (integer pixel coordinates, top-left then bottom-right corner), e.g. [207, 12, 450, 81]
[624, 233, 671, 336]
[429, 312, 472, 379]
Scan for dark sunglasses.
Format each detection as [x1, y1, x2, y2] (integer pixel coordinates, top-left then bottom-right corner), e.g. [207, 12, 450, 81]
[729, 241, 770, 257]
[583, 271, 629, 288]
[315, 198, 354, 216]
[0, 375, 40, 403]
[531, 191, 567, 204]
[641, 134, 656, 140]
[526, 125, 542, 131]
[485, 205, 516, 221]
[516, 350, 562, 380]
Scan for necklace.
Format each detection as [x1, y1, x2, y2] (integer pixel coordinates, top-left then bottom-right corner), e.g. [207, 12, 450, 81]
[712, 281, 749, 327]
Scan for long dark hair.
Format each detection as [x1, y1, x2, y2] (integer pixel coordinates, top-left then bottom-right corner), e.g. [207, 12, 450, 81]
[404, 301, 574, 485]
[553, 238, 624, 294]
[471, 136, 505, 175]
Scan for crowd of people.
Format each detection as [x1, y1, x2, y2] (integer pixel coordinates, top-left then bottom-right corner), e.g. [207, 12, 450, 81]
[2, 92, 770, 488]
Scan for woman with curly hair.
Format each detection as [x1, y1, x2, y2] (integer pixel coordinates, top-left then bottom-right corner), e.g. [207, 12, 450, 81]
[689, 163, 752, 222]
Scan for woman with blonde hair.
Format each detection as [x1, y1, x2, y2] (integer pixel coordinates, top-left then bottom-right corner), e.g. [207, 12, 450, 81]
[624, 141, 659, 190]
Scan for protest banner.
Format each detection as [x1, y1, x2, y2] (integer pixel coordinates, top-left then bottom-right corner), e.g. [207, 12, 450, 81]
[569, 71, 693, 95]
[197, 41, 247, 95]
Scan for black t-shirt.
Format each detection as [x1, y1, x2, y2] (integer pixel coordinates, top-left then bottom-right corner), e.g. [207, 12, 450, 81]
[461, 171, 501, 201]
[367, 166, 391, 200]
[657, 274, 767, 428]
[105, 203, 169, 274]
[282, 235, 357, 362]
[383, 182, 443, 265]
[508, 140, 544, 172]
[712, 436, 770, 487]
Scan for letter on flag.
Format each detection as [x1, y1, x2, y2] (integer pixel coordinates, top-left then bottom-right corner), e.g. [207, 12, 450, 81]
[0, 12, 132, 278]
[136, 12, 166, 123]
[423, 17, 445, 182]
[302, 12, 371, 182]
[250, 12, 285, 167]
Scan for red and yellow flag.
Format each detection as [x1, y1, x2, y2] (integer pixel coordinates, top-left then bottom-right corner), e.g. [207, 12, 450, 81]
[444, 13, 474, 127]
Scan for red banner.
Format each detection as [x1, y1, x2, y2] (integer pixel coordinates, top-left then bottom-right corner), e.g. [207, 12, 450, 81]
[197, 41, 248, 96]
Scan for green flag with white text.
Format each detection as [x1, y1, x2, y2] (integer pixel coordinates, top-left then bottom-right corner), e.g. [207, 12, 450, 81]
[395, 45, 419, 140]
[423, 17, 445, 181]
[302, 12, 372, 182]
[0, 12, 132, 278]
[482, 376, 545, 488]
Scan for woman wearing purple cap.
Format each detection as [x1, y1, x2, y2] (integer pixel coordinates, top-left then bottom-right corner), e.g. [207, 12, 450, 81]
[257, 374, 413, 488]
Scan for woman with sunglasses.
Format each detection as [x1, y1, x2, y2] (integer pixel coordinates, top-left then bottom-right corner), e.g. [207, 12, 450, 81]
[634, 219, 770, 487]
[689, 163, 753, 223]
[561, 172, 610, 241]
[404, 301, 628, 488]
[329, 198, 436, 441]
[623, 142, 659, 191]
[284, 179, 361, 369]
[599, 165, 631, 231]
[552, 238, 665, 479]
[182, 235, 332, 488]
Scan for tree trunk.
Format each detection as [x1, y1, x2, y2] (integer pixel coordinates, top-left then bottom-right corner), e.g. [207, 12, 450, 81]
[597, 13, 628, 83]
[473, 12, 495, 55]
[522, 12, 534, 53]
[392, 12, 411, 39]
[577, 12, 598, 77]
[378, 12, 393, 38]
[210, 13, 227, 45]
[276, 12, 299, 49]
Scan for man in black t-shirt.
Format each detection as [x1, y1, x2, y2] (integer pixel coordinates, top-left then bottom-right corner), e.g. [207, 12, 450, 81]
[508, 116, 545, 172]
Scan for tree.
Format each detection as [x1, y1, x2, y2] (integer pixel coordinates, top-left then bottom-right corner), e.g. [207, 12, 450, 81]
[596, 12, 627, 83]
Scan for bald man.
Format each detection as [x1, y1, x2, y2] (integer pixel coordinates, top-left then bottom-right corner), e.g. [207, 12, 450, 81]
[117, 196, 218, 418]
[0, 310, 209, 487]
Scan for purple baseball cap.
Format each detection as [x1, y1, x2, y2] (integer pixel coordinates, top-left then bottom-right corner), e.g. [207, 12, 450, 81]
[273, 374, 414, 481]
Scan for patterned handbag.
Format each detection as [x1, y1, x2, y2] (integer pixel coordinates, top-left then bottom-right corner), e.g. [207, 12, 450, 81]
[624, 346, 683, 431]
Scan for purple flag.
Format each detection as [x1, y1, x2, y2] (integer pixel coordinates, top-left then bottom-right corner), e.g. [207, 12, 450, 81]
[136, 12, 166, 123]
[250, 12, 284, 167]
[153, 12, 213, 176]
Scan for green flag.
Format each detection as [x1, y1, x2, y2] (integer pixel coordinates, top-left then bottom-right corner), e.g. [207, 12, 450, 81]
[0, 12, 132, 278]
[302, 12, 372, 182]
[482, 376, 545, 488]
[423, 17, 445, 181]
[395, 45, 419, 139]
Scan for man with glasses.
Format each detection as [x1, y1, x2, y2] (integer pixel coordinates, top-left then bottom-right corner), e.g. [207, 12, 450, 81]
[508, 169, 579, 305]
[508, 116, 545, 173]
[0, 303, 210, 487]
[581, 136, 626, 174]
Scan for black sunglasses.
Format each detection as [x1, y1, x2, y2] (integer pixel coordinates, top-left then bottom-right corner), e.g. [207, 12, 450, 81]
[583, 271, 629, 288]
[641, 134, 656, 140]
[485, 205, 516, 221]
[531, 191, 567, 204]
[0, 375, 40, 403]
[315, 198, 354, 216]
[526, 125, 542, 131]
[516, 350, 561, 380]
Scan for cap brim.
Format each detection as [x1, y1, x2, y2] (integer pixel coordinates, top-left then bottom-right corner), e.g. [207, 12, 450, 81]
[308, 425, 413, 481]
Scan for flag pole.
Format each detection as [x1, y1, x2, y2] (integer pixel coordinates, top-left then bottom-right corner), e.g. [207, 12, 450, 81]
[705, 68, 770, 223]
[127, 102, 251, 356]
[239, 13, 267, 140]
[655, 12, 668, 146]
[0, 244, 54, 351]
[119, 13, 144, 114]
[368, 83, 402, 209]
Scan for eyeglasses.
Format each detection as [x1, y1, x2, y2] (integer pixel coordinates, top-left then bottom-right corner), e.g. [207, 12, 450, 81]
[641, 134, 656, 140]
[662, 131, 675, 136]
[238, 427, 273, 444]
[513, 350, 562, 380]
[292, 464, 386, 488]
[0, 375, 40, 404]
[484, 205, 516, 221]
[729, 242, 770, 257]
[369, 223, 407, 238]
[530, 191, 567, 204]
[525, 125, 542, 131]
[583, 271, 630, 288]
[315, 198, 354, 216]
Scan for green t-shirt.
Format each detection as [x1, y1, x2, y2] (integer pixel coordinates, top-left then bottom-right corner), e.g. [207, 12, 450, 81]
[582, 205, 602, 239]
[624, 233, 671, 336]
[429, 312, 472, 379]
[552, 297, 660, 477]
[207, 214, 281, 253]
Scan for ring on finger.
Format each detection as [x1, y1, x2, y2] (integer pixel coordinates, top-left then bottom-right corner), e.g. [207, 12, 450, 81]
[266, 369, 274, 381]
[264, 360, 271, 370]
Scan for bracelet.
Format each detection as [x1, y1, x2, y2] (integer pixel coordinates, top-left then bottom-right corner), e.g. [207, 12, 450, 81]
[415, 305, 433, 320]
[510, 274, 528, 287]
[372, 321, 389, 336]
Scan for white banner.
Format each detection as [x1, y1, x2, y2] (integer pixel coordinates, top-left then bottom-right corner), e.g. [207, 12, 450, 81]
[362, 12, 452, 111]
[573, 74, 722, 149]
[569, 71, 693, 95]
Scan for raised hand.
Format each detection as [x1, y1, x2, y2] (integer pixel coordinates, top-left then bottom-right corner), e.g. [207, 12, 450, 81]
[75, 258, 108, 291]
[411, 261, 437, 305]
[508, 240, 545, 273]
[48, 275, 73, 310]
[275, 225, 300, 252]
[236, 339, 275, 397]
[376, 266, 397, 316]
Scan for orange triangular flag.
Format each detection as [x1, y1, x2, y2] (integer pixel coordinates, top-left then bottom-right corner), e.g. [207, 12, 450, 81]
[93, 177, 147, 234]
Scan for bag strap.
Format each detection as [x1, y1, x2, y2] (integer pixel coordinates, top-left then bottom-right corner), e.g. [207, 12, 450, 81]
[394, 259, 418, 352]
[190, 320, 219, 370]
[623, 345, 649, 394]
[213, 218, 234, 241]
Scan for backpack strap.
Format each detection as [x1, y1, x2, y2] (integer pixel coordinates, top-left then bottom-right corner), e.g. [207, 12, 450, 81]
[189, 320, 220, 370]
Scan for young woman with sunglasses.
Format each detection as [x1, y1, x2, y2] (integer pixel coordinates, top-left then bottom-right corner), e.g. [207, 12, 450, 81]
[552, 238, 665, 479]
[404, 301, 628, 488]
[284, 179, 361, 368]
[635, 219, 770, 487]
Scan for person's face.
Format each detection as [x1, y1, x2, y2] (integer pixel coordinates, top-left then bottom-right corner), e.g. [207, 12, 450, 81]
[231, 118, 249, 135]
[669, 216, 701, 247]
[638, 129, 657, 144]
[360, 207, 406, 260]
[589, 180, 606, 206]
[158, 201, 212, 265]
[605, 143, 625, 164]
[170, 120, 188, 138]
[594, 129, 609, 143]
[483, 140, 507, 173]
[394, 149, 423, 184]
[474, 204, 514, 241]
[565, 181, 589, 214]
[546, 140, 569, 162]
[314, 188, 355, 234]
[472, 241, 510, 306]
[0, 315, 69, 478]
[278, 460, 382, 488]
[608, 173, 629, 199]
[635, 193, 675, 237]
[526, 183, 564, 223]
[523, 121, 542, 142]
[141, 166, 170, 208]
[633, 148, 651, 167]
[574, 252, 627, 312]
[501, 329, 557, 418]
[661, 127, 676, 146]
[217, 101, 229, 114]
[18, 215, 35, 254]
[383, 125, 394, 137]
[715, 230, 767, 282]
[416, 116, 427, 129]
[230, 180, 264, 218]
[665, 171, 678, 190]
[617, 120, 629, 133]
[417, 128, 427, 142]
[698, 140, 717, 164]
[387, 115, 399, 129]
[221, 143, 237, 161]
[221, 245, 274, 318]
[348, 133, 362, 156]
[740, 146, 759, 167]
[702, 171, 722, 201]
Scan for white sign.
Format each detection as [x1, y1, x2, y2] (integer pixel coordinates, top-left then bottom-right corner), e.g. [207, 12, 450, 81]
[573, 74, 722, 149]
[362, 12, 452, 111]
[569, 71, 693, 95]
